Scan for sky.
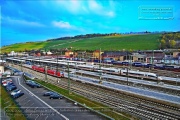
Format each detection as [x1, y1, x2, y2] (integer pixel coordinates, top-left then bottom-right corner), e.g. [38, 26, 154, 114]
[0, 0, 180, 47]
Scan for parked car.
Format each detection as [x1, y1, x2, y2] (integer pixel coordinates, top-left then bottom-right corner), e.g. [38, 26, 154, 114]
[13, 92, 24, 98]
[3, 82, 15, 87]
[49, 93, 63, 99]
[11, 89, 21, 96]
[6, 85, 17, 91]
[2, 79, 12, 84]
[26, 80, 33, 85]
[26, 80, 41, 88]
[43, 91, 56, 96]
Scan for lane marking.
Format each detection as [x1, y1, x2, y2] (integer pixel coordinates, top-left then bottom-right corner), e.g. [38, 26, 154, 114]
[35, 115, 39, 120]
[26, 103, 34, 110]
[17, 77, 69, 120]
[29, 92, 34, 96]
[45, 116, 48, 120]
[23, 100, 31, 105]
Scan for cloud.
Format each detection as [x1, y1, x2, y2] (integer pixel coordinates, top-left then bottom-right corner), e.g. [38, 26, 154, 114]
[52, 21, 72, 29]
[106, 11, 115, 17]
[88, 0, 102, 10]
[88, 0, 115, 17]
[54, 0, 115, 17]
[55, 0, 87, 14]
[52, 20, 86, 34]
[1, 16, 45, 27]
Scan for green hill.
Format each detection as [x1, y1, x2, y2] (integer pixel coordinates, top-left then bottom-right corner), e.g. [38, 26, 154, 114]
[1, 33, 161, 53]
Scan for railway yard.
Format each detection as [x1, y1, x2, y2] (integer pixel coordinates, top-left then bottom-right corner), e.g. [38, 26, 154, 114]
[4, 57, 180, 119]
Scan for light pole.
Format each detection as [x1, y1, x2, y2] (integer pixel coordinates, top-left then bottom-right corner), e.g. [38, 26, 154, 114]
[56, 53, 58, 82]
[45, 66, 47, 82]
[68, 62, 71, 94]
[127, 67, 129, 85]
[176, 75, 179, 86]
[21, 59, 23, 72]
[99, 48, 102, 84]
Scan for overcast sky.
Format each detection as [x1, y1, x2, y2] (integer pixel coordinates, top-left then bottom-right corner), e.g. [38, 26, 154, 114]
[1, 0, 180, 46]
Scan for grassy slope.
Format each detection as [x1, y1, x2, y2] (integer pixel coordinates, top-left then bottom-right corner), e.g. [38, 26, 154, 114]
[1, 34, 161, 53]
[45, 34, 161, 51]
[1, 42, 48, 53]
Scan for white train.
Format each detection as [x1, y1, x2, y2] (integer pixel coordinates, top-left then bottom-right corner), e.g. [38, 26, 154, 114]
[76, 64, 162, 80]
[120, 69, 162, 80]
[7, 57, 162, 80]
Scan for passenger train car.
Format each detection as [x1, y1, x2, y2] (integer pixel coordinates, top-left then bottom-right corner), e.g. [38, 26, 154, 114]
[32, 65, 64, 77]
[120, 69, 162, 80]
[5, 57, 164, 80]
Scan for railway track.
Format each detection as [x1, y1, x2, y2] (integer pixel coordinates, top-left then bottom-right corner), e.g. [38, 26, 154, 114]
[72, 67, 180, 86]
[105, 64, 180, 78]
[8, 64, 180, 119]
[74, 71, 180, 96]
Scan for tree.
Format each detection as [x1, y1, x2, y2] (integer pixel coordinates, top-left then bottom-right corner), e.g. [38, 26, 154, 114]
[160, 39, 166, 49]
[169, 40, 176, 48]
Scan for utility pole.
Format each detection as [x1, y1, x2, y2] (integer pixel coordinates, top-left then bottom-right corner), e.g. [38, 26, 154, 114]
[68, 62, 71, 94]
[127, 67, 129, 85]
[151, 50, 154, 70]
[21, 59, 23, 72]
[99, 48, 102, 84]
[152, 50, 154, 67]
[45, 66, 47, 82]
[39, 56, 40, 66]
[130, 53, 132, 69]
[176, 75, 178, 86]
[56, 53, 58, 82]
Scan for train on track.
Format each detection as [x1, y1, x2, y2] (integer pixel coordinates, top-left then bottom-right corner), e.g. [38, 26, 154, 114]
[110, 61, 180, 72]
[4, 57, 167, 80]
[32, 65, 64, 78]
[76, 64, 162, 80]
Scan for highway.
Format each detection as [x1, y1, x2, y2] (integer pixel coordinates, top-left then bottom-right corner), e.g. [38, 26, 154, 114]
[9, 74, 108, 120]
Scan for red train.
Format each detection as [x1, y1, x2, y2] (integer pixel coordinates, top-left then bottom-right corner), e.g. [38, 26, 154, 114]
[32, 65, 64, 77]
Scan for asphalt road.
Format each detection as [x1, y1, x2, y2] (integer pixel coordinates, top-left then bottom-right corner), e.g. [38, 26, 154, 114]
[10, 75, 107, 120]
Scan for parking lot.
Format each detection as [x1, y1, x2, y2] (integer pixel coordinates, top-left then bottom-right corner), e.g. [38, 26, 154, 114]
[5, 74, 108, 120]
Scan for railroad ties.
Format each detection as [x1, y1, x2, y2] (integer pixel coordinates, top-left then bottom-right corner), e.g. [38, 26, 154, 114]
[10, 64, 180, 120]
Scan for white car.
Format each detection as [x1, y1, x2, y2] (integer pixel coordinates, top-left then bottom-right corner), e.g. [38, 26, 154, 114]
[2, 79, 12, 84]
[3, 81, 13, 87]
[11, 89, 21, 96]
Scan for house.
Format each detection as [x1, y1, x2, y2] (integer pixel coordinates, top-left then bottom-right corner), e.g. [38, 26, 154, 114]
[46, 51, 53, 55]
[173, 51, 180, 58]
[101, 51, 130, 61]
[8, 51, 18, 56]
[131, 52, 146, 62]
[144, 50, 165, 63]
[76, 51, 86, 60]
[93, 50, 103, 59]
[65, 50, 74, 58]
[162, 55, 179, 64]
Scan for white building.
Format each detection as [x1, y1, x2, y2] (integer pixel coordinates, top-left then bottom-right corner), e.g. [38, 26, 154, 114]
[0, 66, 4, 78]
[8, 51, 18, 56]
